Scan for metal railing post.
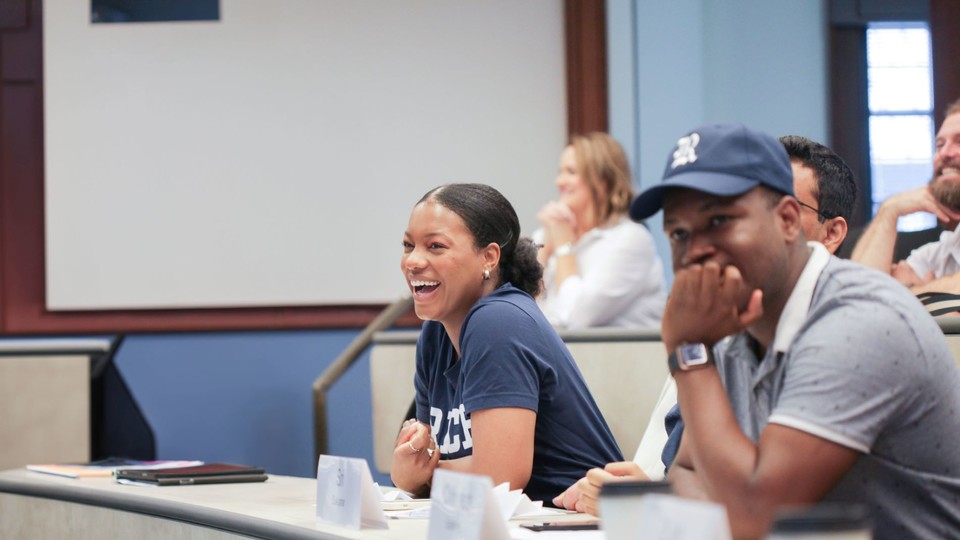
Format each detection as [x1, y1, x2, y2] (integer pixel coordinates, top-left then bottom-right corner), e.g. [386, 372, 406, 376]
[312, 296, 414, 466]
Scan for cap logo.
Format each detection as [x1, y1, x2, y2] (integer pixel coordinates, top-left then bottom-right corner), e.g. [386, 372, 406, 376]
[671, 133, 700, 169]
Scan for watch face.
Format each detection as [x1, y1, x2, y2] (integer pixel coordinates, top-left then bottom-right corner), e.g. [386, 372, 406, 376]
[678, 343, 710, 369]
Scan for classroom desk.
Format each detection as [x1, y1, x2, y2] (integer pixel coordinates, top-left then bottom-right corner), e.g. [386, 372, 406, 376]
[0, 469, 589, 539]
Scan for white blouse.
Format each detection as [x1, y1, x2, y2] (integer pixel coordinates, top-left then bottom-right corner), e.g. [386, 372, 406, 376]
[536, 216, 666, 330]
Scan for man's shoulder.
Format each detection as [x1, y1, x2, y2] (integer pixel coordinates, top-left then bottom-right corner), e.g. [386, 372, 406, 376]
[927, 223, 960, 254]
[803, 259, 949, 359]
[813, 258, 936, 327]
[817, 256, 913, 301]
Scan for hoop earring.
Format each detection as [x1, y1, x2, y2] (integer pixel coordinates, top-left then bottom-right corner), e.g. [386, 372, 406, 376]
[483, 269, 490, 281]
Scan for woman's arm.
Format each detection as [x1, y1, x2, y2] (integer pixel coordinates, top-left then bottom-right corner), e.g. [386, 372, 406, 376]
[537, 201, 578, 290]
[437, 407, 536, 491]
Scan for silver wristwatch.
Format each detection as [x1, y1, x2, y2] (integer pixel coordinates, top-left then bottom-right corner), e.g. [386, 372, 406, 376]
[667, 343, 713, 373]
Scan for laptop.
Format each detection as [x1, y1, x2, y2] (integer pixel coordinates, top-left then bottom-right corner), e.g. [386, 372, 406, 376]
[115, 463, 268, 486]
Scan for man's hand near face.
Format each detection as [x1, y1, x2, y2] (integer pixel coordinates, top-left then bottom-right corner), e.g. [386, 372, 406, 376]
[661, 261, 763, 352]
[664, 258, 859, 539]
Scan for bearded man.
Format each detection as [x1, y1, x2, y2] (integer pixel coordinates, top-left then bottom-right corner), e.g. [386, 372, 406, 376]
[852, 97, 960, 293]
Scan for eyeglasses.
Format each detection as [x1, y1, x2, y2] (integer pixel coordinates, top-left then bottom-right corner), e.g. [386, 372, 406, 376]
[796, 200, 834, 223]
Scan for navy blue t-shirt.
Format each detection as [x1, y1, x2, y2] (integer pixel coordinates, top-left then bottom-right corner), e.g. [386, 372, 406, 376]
[414, 284, 623, 502]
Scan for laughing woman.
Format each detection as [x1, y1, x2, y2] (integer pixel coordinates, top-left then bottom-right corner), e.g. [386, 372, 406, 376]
[390, 183, 622, 503]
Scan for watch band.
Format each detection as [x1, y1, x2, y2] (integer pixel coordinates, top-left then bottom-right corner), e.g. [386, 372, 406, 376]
[667, 351, 681, 373]
[554, 242, 574, 257]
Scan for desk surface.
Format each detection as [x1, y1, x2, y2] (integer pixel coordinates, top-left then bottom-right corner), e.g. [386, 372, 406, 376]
[0, 468, 589, 539]
[0, 468, 424, 539]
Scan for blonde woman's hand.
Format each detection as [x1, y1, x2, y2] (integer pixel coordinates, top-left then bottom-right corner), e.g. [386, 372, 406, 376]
[537, 201, 577, 257]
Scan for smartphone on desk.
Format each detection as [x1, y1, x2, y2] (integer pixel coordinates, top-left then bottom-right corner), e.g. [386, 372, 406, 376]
[520, 521, 599, 532]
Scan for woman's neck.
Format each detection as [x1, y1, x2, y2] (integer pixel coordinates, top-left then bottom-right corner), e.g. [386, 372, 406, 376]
[441, 281, 499, 357]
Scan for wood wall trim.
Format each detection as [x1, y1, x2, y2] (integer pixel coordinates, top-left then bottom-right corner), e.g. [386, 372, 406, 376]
[828, 26, 871, 228]
[931, 0, 960, 125]
[0, 0, 27, 31]
[564, 0, 608, 136]
[0, 0, 604, 334]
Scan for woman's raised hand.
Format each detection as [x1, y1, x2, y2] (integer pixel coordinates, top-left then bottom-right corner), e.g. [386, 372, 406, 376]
[390, 419, 440, 496]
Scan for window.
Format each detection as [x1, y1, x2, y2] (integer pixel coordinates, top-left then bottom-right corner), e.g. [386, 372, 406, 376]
[866, 22, 934, 231]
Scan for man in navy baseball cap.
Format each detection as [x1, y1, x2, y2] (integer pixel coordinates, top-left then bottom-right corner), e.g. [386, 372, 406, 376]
[578, 121, 960, 538]
[630, 122, 794, 221]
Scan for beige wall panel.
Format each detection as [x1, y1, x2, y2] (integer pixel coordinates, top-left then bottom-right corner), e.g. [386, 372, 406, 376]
[0, 355, 89, 469]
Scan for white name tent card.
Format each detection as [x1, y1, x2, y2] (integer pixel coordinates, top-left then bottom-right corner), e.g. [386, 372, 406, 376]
[605, 494, 731, 540]
[428, 469, 510, 540]
[315, 454, 388, 530]
[490, 482, 560, 520]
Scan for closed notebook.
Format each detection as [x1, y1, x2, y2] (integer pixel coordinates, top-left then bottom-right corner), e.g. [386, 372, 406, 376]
[115, 463, 268, 486]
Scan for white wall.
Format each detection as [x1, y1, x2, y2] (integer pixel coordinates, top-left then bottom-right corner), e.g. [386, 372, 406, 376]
[43, 0, 566, 310]
[608, 0, 828, 281]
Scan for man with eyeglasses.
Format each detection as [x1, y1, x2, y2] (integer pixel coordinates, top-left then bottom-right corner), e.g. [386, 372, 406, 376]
[780, 135, 857, 255]
[852, 98, 960, 293]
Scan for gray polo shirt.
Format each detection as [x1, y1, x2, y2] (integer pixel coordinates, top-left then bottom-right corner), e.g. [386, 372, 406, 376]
[715, 243, 960, 539]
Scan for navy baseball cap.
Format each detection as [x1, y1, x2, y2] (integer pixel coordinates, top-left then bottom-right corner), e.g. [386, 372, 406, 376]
[629, 122, 794, 220]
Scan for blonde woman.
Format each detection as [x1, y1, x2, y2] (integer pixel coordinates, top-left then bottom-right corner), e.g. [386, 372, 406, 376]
[536, 133, 666, 329]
